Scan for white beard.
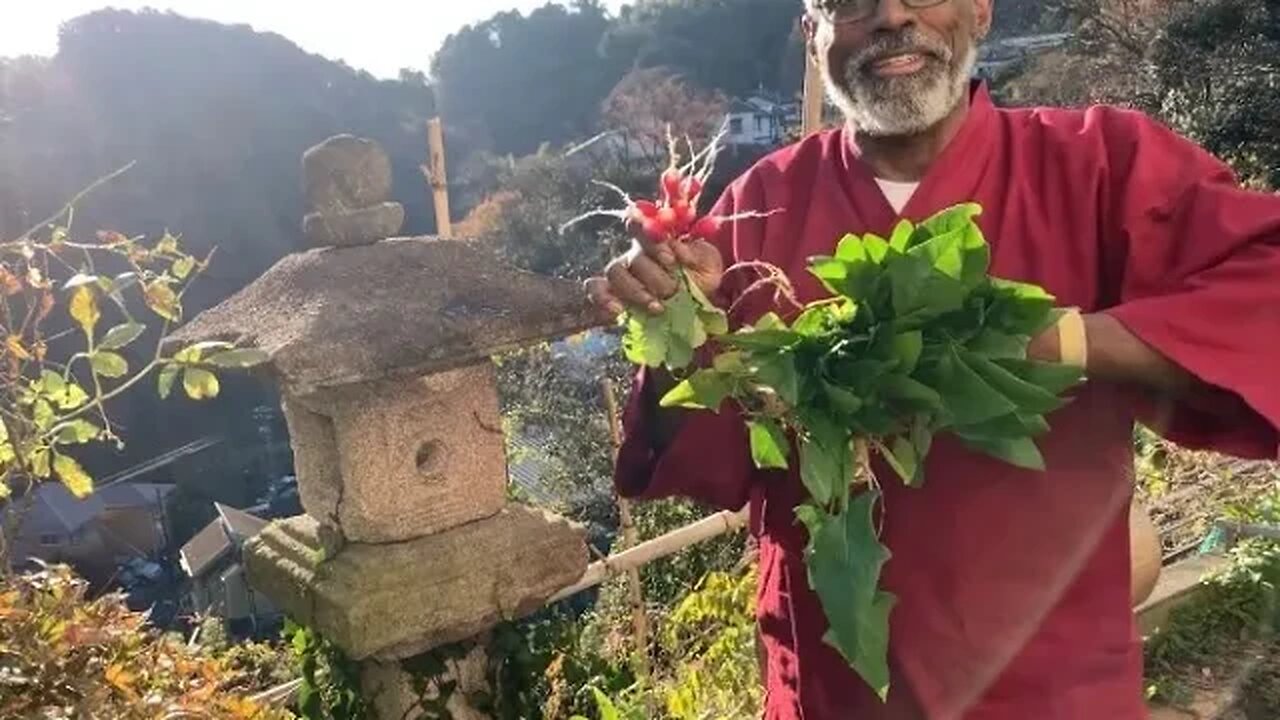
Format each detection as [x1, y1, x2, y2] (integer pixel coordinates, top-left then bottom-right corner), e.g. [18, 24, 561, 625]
[822, 42, 978, 137]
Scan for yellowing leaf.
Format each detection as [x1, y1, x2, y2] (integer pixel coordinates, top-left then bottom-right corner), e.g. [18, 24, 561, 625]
[105, 663, 138, 699]
[156, 232, 180, 255]
[172, 256, 195, 280]
[158, 365, 180, 399]
[28, 447, 51, 478]
[6, 335, 31, 360]
[70, 285, 100, 336]
[99, 322, 146, 351]
[183, 368, 220, 400]
[0, 442, 18, 467]
[173, 341, 231, 364]
[55, 419, 101, 445]
[144, 281, 181, 322]
[52, 383, 89, 411]
[91, 351, 129, 379]
[0, 481, 8, 499]
[33, 399, 54, 430]
[54, 453, 93, 498]
[38, 370, 62, 393]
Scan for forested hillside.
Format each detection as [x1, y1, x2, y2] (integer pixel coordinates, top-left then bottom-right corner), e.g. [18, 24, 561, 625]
[0, 0, 1119, 549]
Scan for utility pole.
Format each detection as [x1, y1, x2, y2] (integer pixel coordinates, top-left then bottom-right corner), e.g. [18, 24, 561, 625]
[424, 118, 453, 238]
[802, 53, 825, 136]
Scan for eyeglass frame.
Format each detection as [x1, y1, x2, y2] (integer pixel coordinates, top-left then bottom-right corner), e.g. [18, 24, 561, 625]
[808, 0, 951, 26]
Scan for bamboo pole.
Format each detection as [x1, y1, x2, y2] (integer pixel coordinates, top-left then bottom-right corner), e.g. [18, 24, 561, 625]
[549, 506, 749, 604]
[801, 53, 825, 136]
[425, 118, 453, 238]
[601, 378, 650, 679]
[250, 678, 303, 707]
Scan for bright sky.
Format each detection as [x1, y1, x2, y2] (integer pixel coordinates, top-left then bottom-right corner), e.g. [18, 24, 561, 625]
[2, 1, 628, 79]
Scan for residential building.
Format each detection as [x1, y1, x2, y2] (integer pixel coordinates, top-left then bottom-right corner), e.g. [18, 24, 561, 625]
[179, 502, 277, 635]
[976, 32, 1073, 80]
[725, 93, 799, 147]
[6, 481, 174, 581]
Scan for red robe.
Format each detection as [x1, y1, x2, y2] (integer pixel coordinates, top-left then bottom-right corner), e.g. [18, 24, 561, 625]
[615, 83, 1280, 719]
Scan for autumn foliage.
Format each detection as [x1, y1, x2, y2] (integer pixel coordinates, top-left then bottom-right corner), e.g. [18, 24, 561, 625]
[0, 563, 292, 719]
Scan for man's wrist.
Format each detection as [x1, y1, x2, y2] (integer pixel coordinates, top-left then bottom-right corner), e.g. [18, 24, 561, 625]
[1027, 310, 1089, 369]
[1056, 309, 1088, 368]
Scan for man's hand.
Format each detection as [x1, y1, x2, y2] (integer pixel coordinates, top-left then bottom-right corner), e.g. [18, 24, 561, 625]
[584, 236, 724, 321]
[585, 235, 726, 450]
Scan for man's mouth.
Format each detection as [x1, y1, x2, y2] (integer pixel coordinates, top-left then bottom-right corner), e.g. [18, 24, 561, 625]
[864, 51, 933, 77]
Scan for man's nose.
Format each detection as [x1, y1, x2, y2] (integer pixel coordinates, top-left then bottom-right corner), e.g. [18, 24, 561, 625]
[868, 0, 917, 31]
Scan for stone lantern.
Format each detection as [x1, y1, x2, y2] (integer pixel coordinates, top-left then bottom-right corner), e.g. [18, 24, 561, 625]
[171, 135, 597, 716]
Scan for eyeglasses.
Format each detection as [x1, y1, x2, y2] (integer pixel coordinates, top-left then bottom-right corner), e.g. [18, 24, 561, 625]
[810, 0, 950, 25]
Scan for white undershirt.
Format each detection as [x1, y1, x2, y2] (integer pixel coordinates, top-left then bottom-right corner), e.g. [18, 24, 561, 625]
[875, 178, 920, 214]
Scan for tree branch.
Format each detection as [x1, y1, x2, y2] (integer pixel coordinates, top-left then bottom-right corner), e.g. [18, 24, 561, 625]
[9, 162, 137, 245]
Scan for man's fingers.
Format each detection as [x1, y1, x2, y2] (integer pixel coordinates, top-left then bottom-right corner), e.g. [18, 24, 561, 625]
[606, 262, 664, 314]
[670, 239, 696, 267]
[584, 277, 625, 320]
[630, 253, 680, 299]
[637, 236, 676, 269]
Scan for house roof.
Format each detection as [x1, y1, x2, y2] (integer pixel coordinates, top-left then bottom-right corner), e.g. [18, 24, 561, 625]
[17, 481, 174, 537]
[99, 483, 175, 510]
[179, 503, 268, 578]
[218, 503, 269, 539]
[179, 521, 230, 579]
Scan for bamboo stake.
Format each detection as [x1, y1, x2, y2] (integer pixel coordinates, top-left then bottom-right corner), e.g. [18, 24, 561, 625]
[801, 53, 825, 136]
[549, 506, 749, 604]
[424, 118, 453, 238]
[601, 378, 650, 679]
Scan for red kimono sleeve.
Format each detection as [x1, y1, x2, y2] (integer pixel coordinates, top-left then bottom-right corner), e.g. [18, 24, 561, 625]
[613, 172, 770, 510]
[1099, 109, 1280, 458]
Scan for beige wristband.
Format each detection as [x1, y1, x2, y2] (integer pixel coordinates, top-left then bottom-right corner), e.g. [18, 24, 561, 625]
[1057, 308, 1088, 369]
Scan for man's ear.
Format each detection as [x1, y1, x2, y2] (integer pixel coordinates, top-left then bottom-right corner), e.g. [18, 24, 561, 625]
[973, 0, 995, 39]
[802, 14, 819, 62]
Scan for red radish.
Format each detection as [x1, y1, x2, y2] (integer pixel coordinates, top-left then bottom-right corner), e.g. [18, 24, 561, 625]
[681, 176, 703, 203]
[673, 200, 696, 232]
[657, 206, 679, 230]
[632, 199, 659, 218]
[690, 215, 724, 240]
[640, 216, 668, 242]
[660, 168, 684, 203]
[628, 200, 660, 226]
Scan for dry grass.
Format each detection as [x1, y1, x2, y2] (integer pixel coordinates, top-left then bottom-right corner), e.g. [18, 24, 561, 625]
[1134, 428, 1280, 563]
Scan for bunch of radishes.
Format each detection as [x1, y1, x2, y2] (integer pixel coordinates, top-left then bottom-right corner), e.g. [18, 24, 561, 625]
[627, 165, 724, 242]
[563, 128, 750, 244]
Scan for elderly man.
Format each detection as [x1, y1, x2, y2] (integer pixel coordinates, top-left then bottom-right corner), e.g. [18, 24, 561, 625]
[585, 0, 1280, 718]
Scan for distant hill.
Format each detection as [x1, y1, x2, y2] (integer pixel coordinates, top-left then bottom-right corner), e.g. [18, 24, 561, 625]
[1, 9, 437, 301]
[0, 10, 437, 498]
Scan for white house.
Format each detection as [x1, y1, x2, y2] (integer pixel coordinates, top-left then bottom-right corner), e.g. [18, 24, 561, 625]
[724, 94, 799, 148]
